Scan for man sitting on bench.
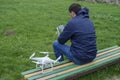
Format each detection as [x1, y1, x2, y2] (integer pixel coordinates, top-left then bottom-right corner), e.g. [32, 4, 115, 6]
[53, 3, 97, 65]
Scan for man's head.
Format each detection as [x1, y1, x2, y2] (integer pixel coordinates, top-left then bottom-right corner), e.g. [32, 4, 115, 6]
[69, 3, 81, 18]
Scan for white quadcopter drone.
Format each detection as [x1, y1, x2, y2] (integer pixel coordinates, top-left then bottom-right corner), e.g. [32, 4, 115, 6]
[29, 52, 61, 73]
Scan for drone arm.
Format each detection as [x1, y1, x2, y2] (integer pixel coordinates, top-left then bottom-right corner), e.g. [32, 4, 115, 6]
[29, 53, 35, 59]
[54, 56, 61, 63]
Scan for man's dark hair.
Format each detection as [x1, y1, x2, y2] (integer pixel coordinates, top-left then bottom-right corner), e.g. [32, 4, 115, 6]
[69, 3, 81, 14]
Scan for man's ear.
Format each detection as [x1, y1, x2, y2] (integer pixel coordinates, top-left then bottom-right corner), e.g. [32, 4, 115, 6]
[71, 11, 76, 18]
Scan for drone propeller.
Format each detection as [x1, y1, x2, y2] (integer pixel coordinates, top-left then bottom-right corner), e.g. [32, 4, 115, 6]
[29, 53, 35, 59]
[39, 52, 49, 54]
[39, 52, 54, 56]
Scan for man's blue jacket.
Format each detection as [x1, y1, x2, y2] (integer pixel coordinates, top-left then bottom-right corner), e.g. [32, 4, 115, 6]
[58, 8, 97, 64]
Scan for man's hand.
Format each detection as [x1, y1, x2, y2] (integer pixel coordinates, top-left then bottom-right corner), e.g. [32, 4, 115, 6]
[56, 25, 64, 36]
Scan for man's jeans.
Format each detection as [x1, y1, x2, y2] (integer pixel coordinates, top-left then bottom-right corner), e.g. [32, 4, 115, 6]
[53, 40, 81, 64]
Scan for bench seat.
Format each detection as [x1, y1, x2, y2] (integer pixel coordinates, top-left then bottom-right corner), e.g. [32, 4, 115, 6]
[21, 46, 120, 80]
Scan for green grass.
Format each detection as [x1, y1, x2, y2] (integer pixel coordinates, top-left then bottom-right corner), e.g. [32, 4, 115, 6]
[0, 0, 120, 80]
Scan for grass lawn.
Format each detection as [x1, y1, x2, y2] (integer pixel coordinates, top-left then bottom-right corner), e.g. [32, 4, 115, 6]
[0, 0, 120, 80]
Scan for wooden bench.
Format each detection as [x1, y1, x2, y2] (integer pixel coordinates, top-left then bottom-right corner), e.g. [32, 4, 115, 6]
[21, 46, 120, 80]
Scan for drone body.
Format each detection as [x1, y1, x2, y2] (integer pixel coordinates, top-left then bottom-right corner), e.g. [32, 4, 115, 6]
[29, 52, 61, 73]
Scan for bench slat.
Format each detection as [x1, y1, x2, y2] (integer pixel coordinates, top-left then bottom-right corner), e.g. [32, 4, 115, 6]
[97, 46, 119, 53]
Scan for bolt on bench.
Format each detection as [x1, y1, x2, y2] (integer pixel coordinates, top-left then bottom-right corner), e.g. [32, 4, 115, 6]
[21, 46, 120, 80]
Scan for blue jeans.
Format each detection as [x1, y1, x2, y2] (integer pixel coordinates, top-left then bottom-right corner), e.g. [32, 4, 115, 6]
[53, 40, 82, 64]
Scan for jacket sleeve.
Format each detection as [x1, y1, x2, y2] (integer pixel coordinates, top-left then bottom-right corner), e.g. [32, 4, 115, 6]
[58, 21, 74, 44]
